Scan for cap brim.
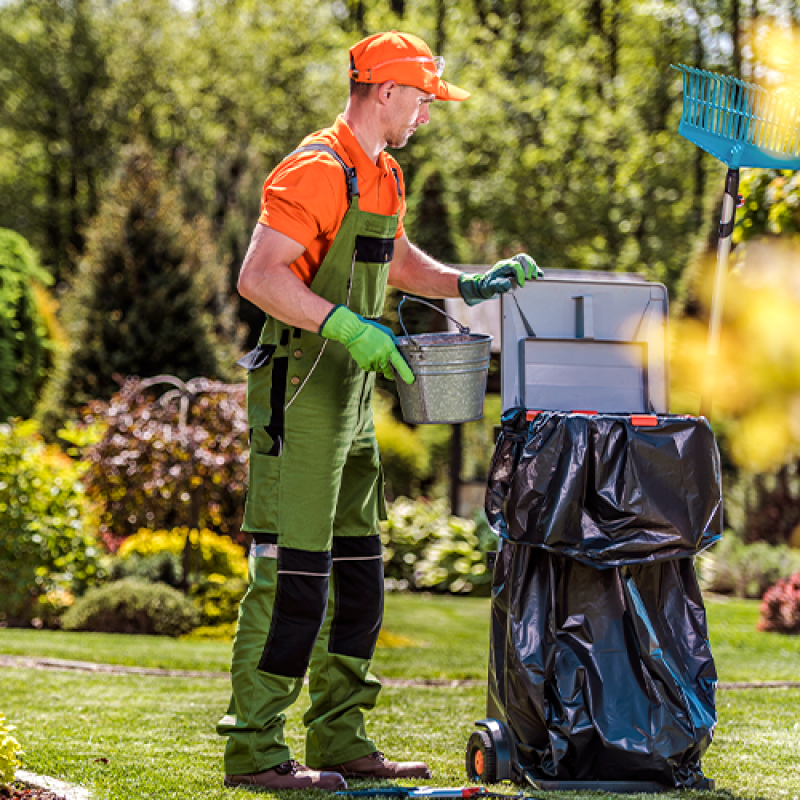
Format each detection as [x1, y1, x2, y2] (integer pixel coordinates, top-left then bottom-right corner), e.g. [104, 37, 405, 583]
[433, 78, 470, 101]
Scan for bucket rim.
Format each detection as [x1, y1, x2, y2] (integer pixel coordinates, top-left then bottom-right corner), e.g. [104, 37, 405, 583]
[396, 331, 493, 348]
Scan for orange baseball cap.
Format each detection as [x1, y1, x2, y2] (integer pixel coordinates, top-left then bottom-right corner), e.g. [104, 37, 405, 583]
[348, 31, 470, 102]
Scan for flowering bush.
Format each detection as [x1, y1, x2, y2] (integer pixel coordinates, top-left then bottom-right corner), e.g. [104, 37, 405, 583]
[0, 713, 22, 786]
[79, 376, 248, 549]
[118, 526, 247, 579]
[115, 527, 247, 625]
[0, 420, 105, 627]
[757, 572, 800, 635]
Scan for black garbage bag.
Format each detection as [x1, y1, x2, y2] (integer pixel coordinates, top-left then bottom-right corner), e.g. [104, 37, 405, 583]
[485, 409, 722, 789]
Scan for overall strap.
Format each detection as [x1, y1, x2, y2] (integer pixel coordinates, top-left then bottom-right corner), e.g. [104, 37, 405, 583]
[287, 143, 360, 200]
[390, 167, 402, 201]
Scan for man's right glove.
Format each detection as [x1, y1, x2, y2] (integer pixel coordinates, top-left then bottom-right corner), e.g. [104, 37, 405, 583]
[458, 253, 543, 306]
[320, 305, 415, 384]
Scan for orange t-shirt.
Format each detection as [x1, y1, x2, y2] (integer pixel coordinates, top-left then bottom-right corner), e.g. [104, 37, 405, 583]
[258, 115, 407, 286]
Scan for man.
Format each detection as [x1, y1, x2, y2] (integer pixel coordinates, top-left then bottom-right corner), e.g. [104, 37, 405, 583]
[217, 30, 542, 792]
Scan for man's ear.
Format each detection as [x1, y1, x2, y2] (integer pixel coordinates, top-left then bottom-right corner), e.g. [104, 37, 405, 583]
[377, 80, 398, 103]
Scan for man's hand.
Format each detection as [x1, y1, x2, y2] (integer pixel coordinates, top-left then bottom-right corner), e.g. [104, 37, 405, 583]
[320, 305, 415, 384]
[457, 254, 543, 306]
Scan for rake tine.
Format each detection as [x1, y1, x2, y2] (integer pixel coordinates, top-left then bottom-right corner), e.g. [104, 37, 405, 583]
[741, 82, 757, 147]
[673, 63, 800, 419]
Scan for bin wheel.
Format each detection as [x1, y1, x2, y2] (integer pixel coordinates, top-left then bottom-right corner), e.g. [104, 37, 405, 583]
[465, 730, 497, 783]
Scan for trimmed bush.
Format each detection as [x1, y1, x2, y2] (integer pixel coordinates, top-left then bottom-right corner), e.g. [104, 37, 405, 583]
[0, 713, 23, 787]
[61, 578, 200, 636]
[0, 420, 105, 627]
[758, 573, 800, 635]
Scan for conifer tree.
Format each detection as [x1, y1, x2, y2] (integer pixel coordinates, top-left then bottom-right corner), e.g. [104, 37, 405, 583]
[39, 142, 242, 432]
[0, 229, 53, 420]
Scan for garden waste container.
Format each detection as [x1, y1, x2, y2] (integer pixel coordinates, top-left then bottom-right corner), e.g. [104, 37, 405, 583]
[467, 408, 722, 792]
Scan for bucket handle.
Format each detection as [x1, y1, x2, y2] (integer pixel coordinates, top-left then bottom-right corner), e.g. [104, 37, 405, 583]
[397, 295, 470, 342]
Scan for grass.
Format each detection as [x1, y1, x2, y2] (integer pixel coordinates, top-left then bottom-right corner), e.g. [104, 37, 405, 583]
[1, 593, 799, 799]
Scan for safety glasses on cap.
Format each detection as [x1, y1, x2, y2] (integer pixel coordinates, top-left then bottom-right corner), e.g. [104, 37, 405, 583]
[351, 54, 446, 81]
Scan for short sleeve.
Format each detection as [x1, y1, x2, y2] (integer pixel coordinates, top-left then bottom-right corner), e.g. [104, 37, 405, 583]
[258, 156, 349, 250]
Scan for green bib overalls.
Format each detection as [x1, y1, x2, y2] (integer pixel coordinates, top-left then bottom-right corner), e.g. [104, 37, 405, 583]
[217, 144, 401, 774]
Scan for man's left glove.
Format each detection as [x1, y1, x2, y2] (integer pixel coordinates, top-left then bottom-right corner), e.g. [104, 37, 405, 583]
[458, 253, 543, 306]
[320, 305, 415, 384]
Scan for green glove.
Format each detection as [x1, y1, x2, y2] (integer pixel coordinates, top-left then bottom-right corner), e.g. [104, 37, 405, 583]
[320, 305, 415, 385]
[458, 253, 543, 306]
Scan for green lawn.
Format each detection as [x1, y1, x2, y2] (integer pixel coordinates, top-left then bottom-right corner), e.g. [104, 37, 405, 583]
[1, 593, 799, 799]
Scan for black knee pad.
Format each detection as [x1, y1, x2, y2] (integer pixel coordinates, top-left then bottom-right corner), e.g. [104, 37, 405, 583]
[330, 535, 384, 660]
[258, 547, 331, 678]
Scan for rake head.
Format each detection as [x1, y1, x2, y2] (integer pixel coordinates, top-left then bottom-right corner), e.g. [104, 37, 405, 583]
[673, 64, 800, 170]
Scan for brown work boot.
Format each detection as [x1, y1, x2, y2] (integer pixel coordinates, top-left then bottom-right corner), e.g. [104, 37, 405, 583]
[321, 751, 432, 779]
[224, 760, 347, 791]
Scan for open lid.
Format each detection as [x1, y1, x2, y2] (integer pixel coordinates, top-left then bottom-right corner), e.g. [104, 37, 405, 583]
[500, 270, 669, 414]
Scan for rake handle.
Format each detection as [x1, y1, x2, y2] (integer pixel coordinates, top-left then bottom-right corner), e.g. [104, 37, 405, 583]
[701, 167, 739, 420]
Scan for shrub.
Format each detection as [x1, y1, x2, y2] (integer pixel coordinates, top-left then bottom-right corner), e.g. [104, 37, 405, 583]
[757, 573, 800, 634]
[380, 497, 498, 595]
[37, 141, 243, 434]
[110, 550, 184, 588]
[696, 536, 800, 599]
[0, 420, 105, 627]
[115, 527, 247, 625]
[0, 713, 22, 787]
[0, 228, 54, 421]
[118, 527, 247, 580]
[724, 459, 800, 547]
[61, 578, 200, 636]
[735, 169, 800, 243]
[79, 377, 248, 548]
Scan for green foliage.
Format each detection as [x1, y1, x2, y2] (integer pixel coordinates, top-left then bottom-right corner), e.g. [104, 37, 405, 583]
[1, 0, 740, 326]
[374, 399, 431, 499]
[374, 389, 499, 501]
[375, 0, 711, 299]
[37, 142, 243, 431]
[0, 712, 23, 787]
[380, 497, 498, 595]
[0, 420, 105, 627]
[116, 527, 247, 626]
[110, 550, 183, 588]
[0, 0, 111, 284]
[735, 170, 800, 242]
[697, 536, 800, 599]
[61, 578, 200, 636]
[0, 228, 53, 421]
[78, 376, 248, 547]
[404, 165, 467, 264]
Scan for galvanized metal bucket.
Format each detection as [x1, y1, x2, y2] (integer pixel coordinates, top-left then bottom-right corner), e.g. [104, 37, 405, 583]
[393, 296, 493, 424]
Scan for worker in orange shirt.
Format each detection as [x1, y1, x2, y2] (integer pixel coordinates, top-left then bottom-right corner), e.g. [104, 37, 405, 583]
[217, 30, 542, 792]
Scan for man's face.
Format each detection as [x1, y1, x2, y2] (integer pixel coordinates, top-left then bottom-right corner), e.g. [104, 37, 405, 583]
[384, 85, 434, 148]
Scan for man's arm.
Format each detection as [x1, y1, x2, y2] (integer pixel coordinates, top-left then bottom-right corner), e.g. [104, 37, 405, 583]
[237, 222, 415, 383]
[237, 223, 334, 331]
[387, 235, 463, 298]
[389, 234, 543, 306]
